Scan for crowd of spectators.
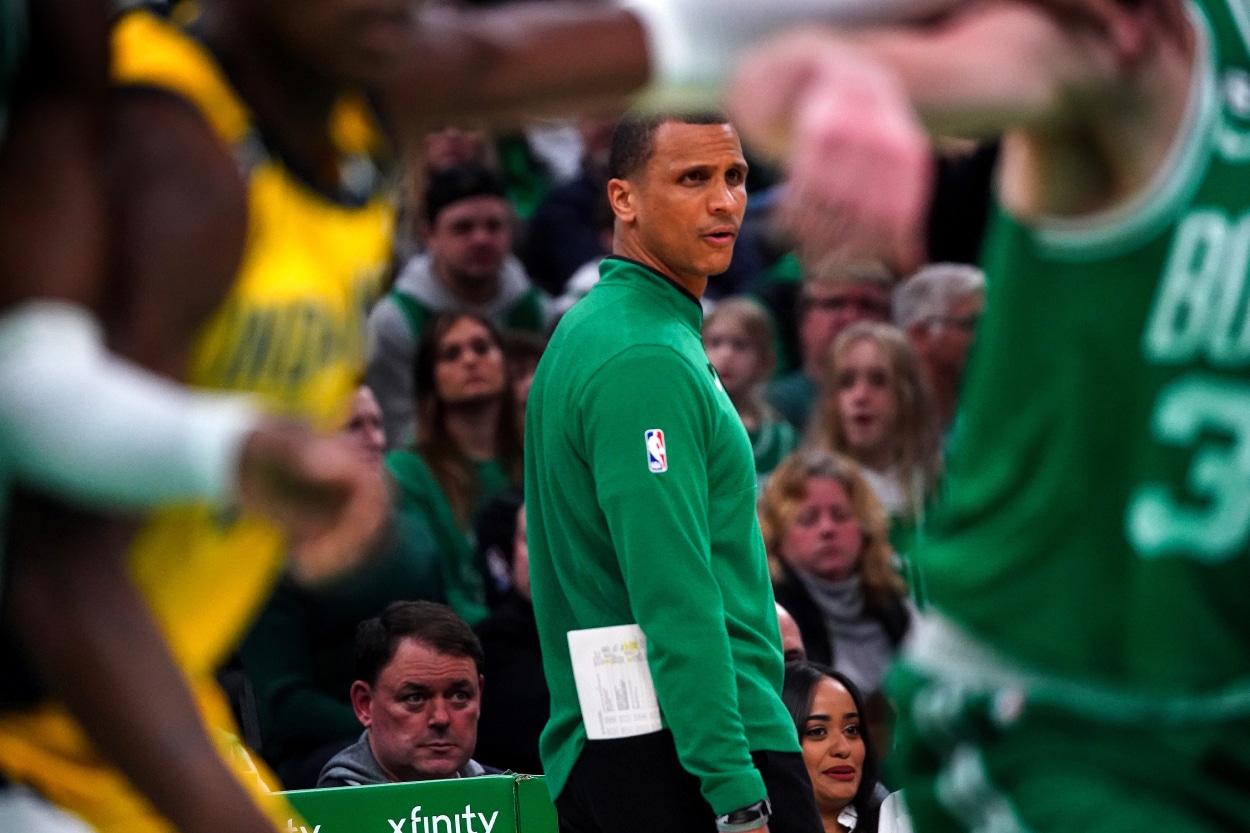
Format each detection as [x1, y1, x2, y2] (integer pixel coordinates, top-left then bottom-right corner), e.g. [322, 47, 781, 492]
[231, 116, 992, 832]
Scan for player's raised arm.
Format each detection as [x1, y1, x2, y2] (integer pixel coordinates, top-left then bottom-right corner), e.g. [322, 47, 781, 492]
[727, 0, 1184, 269]
[379, 0, 966, 134]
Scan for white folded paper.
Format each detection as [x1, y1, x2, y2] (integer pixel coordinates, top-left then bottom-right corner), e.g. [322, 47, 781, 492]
[567, 623, 663, 740]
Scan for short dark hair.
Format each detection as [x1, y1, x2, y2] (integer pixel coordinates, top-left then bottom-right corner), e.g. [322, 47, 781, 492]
[423, 162, 508, 226]
[783, 662, 882, 826]
[355, 601, 485, 686]
[608, 110, 731, 181]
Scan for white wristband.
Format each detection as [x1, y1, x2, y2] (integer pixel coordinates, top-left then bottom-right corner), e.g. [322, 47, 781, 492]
[620, 0, 964, 98]
[0, 301, 262, 508]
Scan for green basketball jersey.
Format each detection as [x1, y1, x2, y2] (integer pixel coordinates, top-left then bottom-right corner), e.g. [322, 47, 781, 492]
[0, 0, 26, 137]
[920, 0, 1250, 700]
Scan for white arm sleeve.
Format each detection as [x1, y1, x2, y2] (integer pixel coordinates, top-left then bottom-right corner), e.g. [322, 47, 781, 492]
[0, 301, 262, 508]
[620, 0, 963, 95]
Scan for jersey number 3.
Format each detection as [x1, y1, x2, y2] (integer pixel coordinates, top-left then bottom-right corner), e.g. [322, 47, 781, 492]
[1127, 373, 1250, 562]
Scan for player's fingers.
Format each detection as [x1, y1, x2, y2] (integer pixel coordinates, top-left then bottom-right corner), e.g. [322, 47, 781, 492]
[287, 465, 387, 586]
[855, 124, 933, 274]
[286, 434, 360, 486]
[878, 203, 927, 276]
[1027, 0, 1150, 63]
[781, 75, 930, 271]
[728, 29, 836, 160]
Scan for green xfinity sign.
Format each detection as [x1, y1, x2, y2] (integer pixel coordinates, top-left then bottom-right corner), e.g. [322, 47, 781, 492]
[271, 774, 557, 833]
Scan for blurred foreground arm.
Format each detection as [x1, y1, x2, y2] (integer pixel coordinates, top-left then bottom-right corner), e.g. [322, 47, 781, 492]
[728, 0, 1169, 270]
[0, 300, 387, 581]
[0, 301, 260, 508]
[383, 0, 964, 130]
[620, 0, 961, 97]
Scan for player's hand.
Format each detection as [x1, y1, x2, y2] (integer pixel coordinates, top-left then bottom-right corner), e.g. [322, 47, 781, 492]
[1026, 0, 1187, 68]
[729, 29, 933, 275]
[236, 420, 388, 585]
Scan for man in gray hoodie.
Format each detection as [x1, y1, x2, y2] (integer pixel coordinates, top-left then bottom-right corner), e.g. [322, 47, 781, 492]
[318, 600, 500, 787]
[365, 164, 550, 448]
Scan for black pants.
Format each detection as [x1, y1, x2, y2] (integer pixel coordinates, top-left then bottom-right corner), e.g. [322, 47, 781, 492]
[555, 730, 823, 833]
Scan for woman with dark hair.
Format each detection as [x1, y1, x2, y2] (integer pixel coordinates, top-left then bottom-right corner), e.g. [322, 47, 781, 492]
[783, 662, 884, 833]
[385, 312, 523, 625]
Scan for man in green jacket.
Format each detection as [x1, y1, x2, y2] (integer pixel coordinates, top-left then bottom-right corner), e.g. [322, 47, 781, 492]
[526, 111, 822, 833]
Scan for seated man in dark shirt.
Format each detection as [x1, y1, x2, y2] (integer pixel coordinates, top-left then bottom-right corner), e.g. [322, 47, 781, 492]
[318, 601, 499, 787]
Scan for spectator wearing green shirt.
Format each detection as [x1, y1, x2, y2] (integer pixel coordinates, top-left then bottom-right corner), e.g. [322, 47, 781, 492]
[526, 111, 823, 833]
[386, 313, 522, 625]
[366, 165, 550, 449]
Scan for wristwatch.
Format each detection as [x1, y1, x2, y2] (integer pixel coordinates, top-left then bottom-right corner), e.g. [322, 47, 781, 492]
[716, 798, 771, 833]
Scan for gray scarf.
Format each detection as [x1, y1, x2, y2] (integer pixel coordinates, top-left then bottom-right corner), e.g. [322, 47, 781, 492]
[797, 571, 895, 695]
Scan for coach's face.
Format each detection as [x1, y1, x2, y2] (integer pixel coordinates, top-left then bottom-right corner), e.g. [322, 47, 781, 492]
[610, 121, 748, 288]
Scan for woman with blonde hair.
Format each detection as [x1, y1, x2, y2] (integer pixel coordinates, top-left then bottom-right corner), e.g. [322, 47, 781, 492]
[808, 321, 940, 528]
[761, 449, 910, 696]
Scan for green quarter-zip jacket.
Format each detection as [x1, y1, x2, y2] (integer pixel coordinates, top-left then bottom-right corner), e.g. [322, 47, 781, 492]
[526, 256, 798, 813]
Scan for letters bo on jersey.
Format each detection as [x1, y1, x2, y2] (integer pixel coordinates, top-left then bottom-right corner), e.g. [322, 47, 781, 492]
[645, 429, 667, 473]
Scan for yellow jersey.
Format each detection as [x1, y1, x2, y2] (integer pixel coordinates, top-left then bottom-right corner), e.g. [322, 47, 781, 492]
[0, 9, 395, 831]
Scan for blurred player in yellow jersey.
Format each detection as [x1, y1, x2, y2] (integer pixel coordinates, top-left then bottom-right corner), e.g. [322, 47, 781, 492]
[0, 1, 654, 831]
[0, 2, 387, 833]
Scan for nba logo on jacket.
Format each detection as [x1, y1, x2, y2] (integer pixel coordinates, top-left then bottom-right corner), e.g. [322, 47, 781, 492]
[645, 429, 667, 473]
